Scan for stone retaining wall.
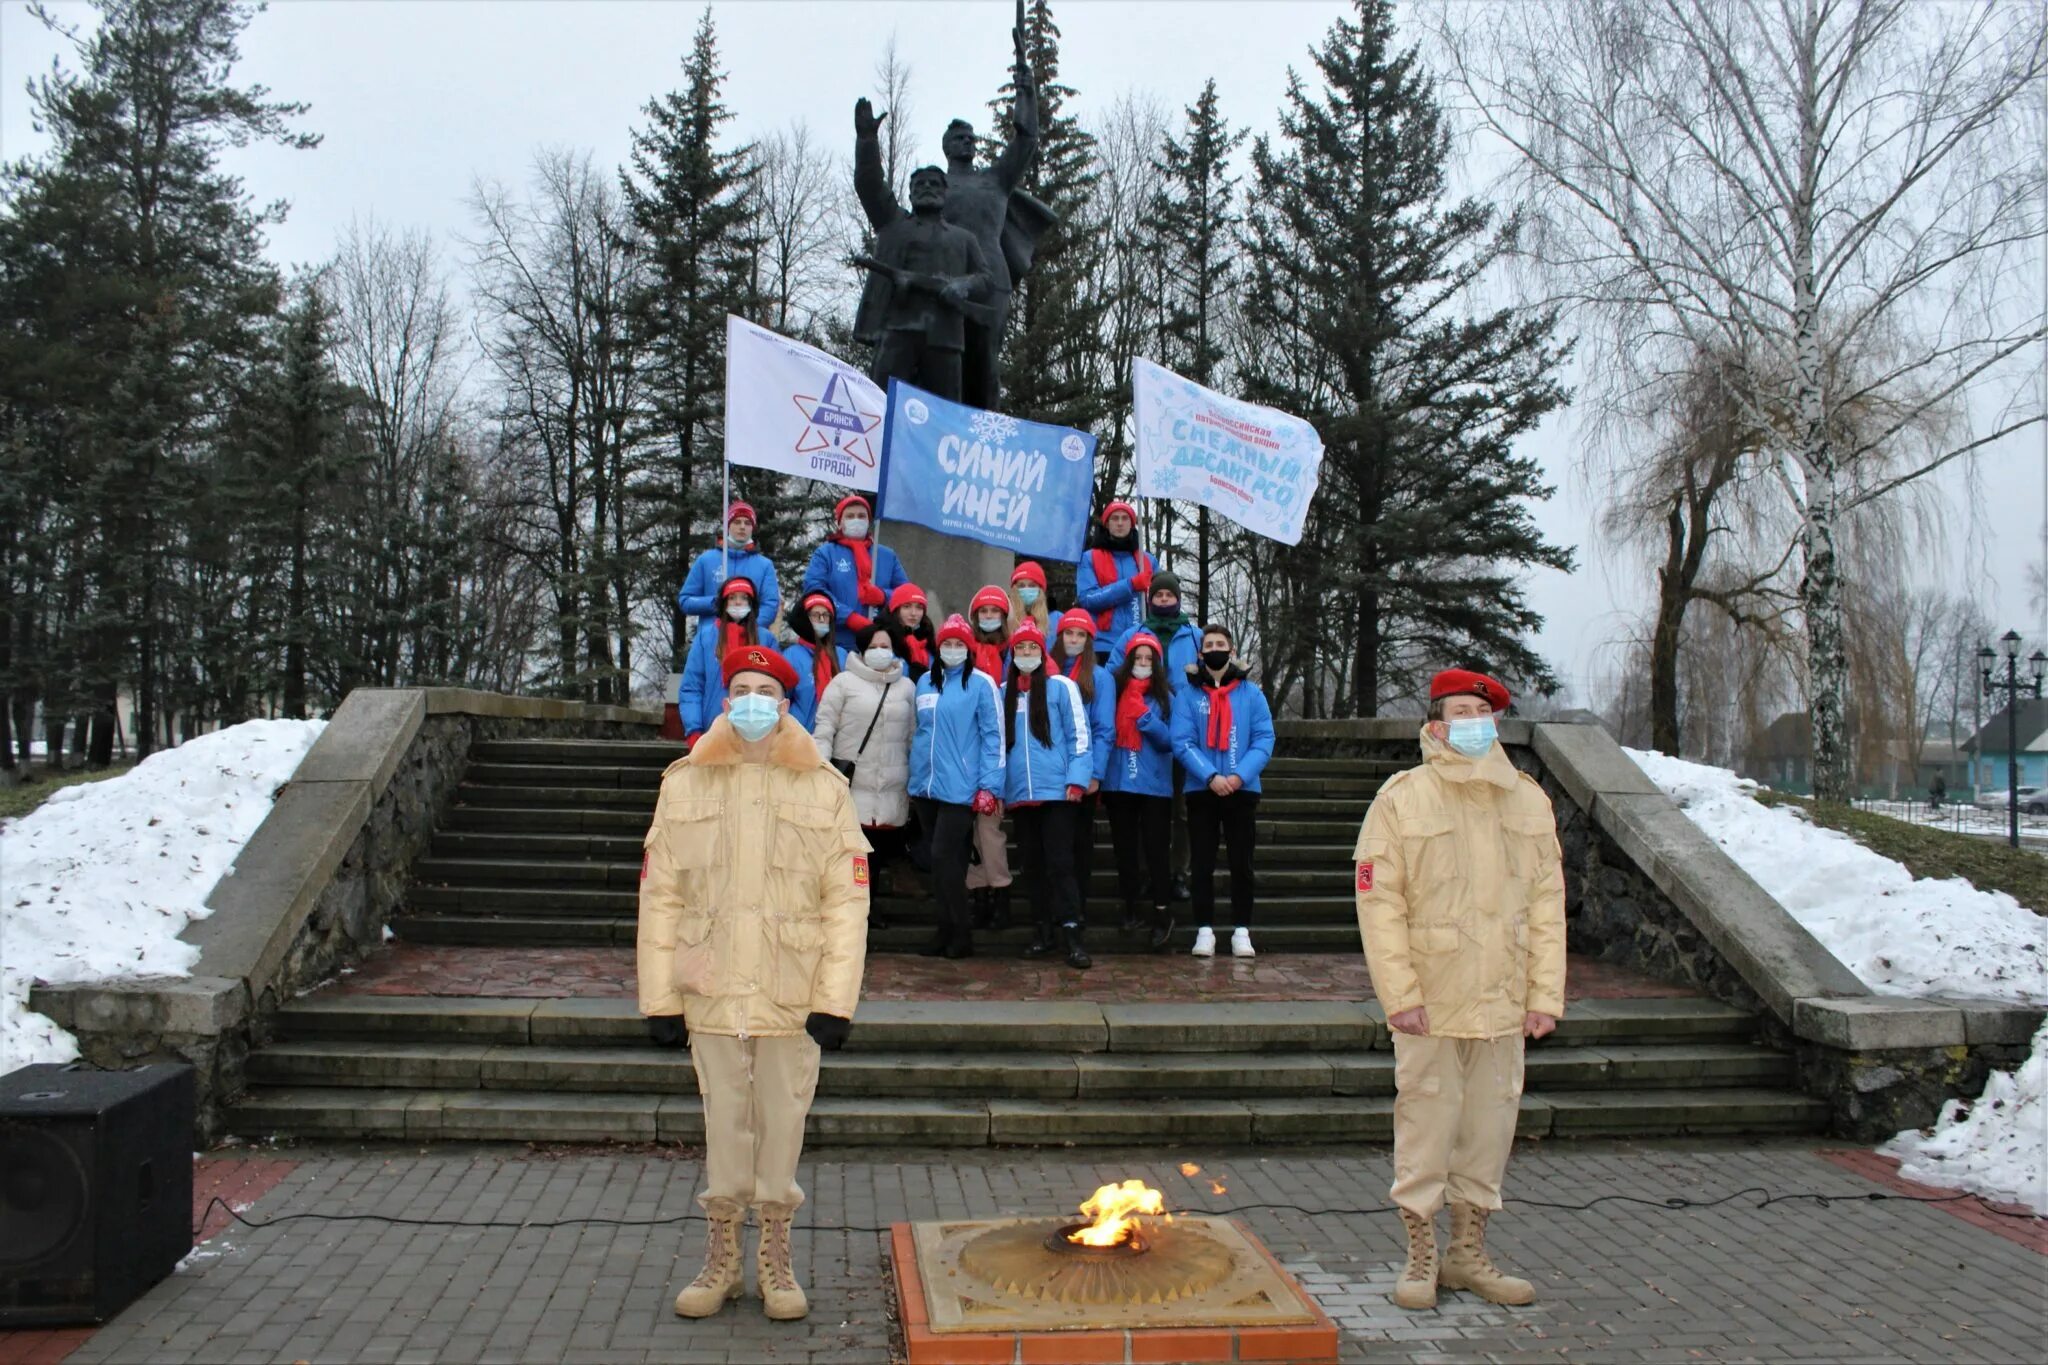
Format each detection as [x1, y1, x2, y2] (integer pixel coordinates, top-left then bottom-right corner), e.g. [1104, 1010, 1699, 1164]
[31, 689, 663, 1140]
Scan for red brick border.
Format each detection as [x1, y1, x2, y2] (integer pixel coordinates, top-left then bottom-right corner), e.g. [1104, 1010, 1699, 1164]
[891, 1222, 1339, 1365]
[0, 1156, 298, 1365]
[1817, 1148, 2044, 1256]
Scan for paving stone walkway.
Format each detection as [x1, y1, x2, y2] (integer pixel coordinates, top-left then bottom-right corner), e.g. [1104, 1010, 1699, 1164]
[27, 1139, 2041, 1364]
[329, 945, 1693, 1003]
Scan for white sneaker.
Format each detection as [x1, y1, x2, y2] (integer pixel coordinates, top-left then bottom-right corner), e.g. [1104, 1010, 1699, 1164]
[1231, 927, 1256, 958]
[1191, 926, 1216, 957]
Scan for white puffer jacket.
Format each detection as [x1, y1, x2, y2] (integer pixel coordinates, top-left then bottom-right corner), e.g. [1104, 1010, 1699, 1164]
[813, 653, 918, 829]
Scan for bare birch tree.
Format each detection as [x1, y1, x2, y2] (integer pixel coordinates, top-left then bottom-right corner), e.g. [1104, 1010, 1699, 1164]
[1435, 0, 2046, 799]
[748, 122, 849, 338]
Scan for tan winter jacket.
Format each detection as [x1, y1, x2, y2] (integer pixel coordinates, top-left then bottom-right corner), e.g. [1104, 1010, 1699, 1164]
[1353, 727, 1567, 1039]
[636, 714, 871, 1037]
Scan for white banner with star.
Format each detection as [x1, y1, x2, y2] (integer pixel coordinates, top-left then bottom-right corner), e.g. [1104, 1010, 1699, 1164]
[723, 315, 883, 492]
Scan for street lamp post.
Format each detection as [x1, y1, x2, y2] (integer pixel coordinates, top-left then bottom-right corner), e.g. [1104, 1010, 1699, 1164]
[1979, 630, 2047, 848]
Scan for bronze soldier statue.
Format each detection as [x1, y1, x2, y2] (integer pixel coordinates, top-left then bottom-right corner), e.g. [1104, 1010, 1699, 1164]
[851, 165, 991, 402]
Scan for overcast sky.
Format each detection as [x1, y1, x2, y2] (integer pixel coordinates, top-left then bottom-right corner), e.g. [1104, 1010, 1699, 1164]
[1, 0, 2036, 705]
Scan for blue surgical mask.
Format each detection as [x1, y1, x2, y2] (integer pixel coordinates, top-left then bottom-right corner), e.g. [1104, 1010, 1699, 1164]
[1018, 585, 1040, 606]
[1446, 715, 1497, 757]
[728, 694, 781, 741]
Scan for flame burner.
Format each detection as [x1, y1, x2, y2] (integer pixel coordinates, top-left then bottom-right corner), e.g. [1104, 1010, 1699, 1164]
[957, 1216, 1235, 1307]
[1045, 1221, 1147, 1257]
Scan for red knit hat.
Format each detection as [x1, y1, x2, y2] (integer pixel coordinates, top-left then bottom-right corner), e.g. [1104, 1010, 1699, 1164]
[1101, 500, 1138, 525]
[1009, 619, 1046, 652]
[1430, 668, 1511, 713]
[1055, 608, 1097, 638]
[889, 582, 928, 611]
[721, 643, 799, 693]
[725, 501, 757, 527]
[800, 590, 834, 616]
[935, 613, 974, 649]
[970, 585, 1011, 617]
[1010, 560, 1047, 589]
[833, 494, 872, 524]
[1121, 630, 1164, 664]
[718, 576, 756, 604]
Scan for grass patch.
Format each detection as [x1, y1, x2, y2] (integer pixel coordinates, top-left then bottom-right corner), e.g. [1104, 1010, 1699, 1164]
[0, 762, 136, 823]
[1753, 789, 2048, 916]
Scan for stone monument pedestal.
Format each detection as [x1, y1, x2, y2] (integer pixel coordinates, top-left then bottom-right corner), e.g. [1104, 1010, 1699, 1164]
[882, 521, 1014, 619]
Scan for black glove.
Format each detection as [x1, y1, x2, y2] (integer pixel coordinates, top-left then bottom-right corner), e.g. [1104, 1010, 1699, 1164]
[804, 1012, 852, 1051]
[647, 1015, 689, 1049]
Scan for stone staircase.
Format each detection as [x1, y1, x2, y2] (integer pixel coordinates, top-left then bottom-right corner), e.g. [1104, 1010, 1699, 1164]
[226, 737, 1829, 1144]
[234, 996, 1826, 1144]
[399, 738, 1390, 952]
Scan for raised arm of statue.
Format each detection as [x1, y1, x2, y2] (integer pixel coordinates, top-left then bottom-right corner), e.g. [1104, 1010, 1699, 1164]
[853, 97, 901, 231]
[993, 0, 1040, 191]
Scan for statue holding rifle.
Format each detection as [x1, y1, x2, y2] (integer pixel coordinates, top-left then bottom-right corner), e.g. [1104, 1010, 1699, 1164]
[852, 0, 1057, 408]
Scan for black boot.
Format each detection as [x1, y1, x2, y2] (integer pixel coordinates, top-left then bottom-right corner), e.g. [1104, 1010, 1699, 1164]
[1119, 902, 1143, 934]
[942, 932, 974, 960]
[970, 888, 993, 930]
[1147, 908, 1176, 953]
[1022, 922, 1059, 959]
[987, 885, 1012, 932]
[1171, 875, 1191, 903]
[917, 928, 950, 957]
[1062, 923, 1093, 970]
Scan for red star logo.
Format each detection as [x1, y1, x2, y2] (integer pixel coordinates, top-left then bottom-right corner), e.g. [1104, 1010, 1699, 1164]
[791, 372, 881, 468]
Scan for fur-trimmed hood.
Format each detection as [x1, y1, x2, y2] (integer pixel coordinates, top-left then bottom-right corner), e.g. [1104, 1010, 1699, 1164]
[681, 714, 826, 772]
[1185, 658, 1252, 689]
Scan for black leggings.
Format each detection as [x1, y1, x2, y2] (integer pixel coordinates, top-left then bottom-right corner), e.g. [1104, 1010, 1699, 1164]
[1071, 792, 1099, 910]
[1011, 801, 1083, 929]
[1186, 787, 1260, 928]
[914, 798, 976, 946]
[1103, 791, 1172, 909]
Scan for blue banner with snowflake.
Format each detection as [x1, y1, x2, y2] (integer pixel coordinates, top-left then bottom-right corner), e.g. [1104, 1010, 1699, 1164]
[875, 380, 1097, 563]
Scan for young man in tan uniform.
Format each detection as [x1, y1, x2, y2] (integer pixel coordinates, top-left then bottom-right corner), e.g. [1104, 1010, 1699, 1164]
[1353, 669, 1566, 1311]
[637, 645, 870, 1322]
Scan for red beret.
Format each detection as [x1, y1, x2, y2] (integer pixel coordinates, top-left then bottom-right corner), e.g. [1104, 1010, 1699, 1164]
[723, 644, 799, 693]
[1055, 608, 1097, 638]
[1010, 560, 1047, 589]
[1102, 500, 1138, 524]
[1430, 668, 1510, 713]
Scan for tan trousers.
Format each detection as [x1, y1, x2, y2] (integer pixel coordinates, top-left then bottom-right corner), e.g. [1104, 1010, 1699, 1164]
[1389, 1032, 1524, 1218]
[690, 1033, 821, 1209]
[964, 808, 1012, 890]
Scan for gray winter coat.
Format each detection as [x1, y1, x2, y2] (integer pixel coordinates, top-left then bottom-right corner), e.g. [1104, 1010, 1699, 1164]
[813, 654, 918, 829]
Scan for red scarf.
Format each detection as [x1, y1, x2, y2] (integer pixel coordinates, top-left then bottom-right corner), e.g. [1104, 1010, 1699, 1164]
[972, 638, 1006, 681]
[720, 617, 754, 654]
[904, 635, 930, 668]
[1089, 548, 1153, 632]
[1058, 648, 1095, 701]
[1205, 679, 1239, 751]
[811, 639, 836, 698]
[838, 535, 875, 594]
[1115, 678, 1151, 749]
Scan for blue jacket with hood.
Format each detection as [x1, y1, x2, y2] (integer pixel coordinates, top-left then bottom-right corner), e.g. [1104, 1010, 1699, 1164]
[802, 537, 908, 651]
[678, 618, 773, 740]
[1171, 661, 1276, 794]
[1000, 672, 1094, 804]
[908, 663, 1005, 806]
[676, 542, 780, 626]
[1101, 685, 1177, 797]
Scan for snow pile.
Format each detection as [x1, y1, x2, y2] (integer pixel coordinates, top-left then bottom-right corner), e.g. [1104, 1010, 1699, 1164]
[1626, 747, 2048, 1215]
[1624, 748, 2047, 1004]
[0, 720, 325, 1072]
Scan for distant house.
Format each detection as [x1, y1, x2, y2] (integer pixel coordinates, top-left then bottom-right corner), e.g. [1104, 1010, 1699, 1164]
[1742, 711, 1811, 792]
[1965, 698, 2048, 791]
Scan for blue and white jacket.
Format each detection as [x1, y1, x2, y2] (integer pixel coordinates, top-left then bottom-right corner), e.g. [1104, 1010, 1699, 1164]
[801, 537, 908, 651]
[1053, 656, 1116, 786]
[678, 620, 773, 739]
[780, 639, 848, 732]
[1074, 546, 1152, 652]
[676, 542, 780, 626]
[1102, 690, 1176, 797]
[1171, 663, 1276, 794]
[909, 664, 1005, 806]
[1001, 673, 1093, 805]
[1107, 617, 1203, 677]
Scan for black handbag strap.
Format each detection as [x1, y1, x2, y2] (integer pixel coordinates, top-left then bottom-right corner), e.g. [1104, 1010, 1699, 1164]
[851, 681, 890, 759]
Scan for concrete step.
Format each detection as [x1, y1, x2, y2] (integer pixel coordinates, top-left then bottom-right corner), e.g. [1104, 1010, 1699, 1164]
[410, 857, 1358, 895]
[393, 914, 1370, 951]
[438, 805, 1365, 845]
[274, 996, 1758, 1052]
[464, 762, 666, 791]
[427, 830, 1364, 865]
[404, 883, 1371, 920]
[470, 739, 686, 767]
[453, 783, 658, 810]
[227, 1083, 1826, 1145]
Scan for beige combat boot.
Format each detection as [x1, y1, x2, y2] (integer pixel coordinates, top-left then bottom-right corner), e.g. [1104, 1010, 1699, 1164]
[755, 1201, 810, 1320]
[1439, 1201, 1535, 1305]
[673, 1197, 747, 1318]
[1391, 1209, 1438, 1310]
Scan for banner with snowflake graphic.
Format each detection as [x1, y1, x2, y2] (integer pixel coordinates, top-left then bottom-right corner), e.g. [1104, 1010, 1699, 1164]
[1133, 357, 1323, 546]
[723, 314, 883, 492]
[875, 380, 1097, 563]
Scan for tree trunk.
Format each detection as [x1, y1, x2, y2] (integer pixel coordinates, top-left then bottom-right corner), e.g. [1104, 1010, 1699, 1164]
[1649, 497, 1688, 754]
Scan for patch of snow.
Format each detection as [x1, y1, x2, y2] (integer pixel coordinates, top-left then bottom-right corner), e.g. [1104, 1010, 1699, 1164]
[0, 719, 325, 1072]
[1624, 748, 2047, 1004]
[1626, 747, 2048, 1215]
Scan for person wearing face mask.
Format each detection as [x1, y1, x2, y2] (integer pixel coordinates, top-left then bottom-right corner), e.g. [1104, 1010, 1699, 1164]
[1108, 571, 1204, 901]
[885, 583, 936, 679]
[780, 592, 848, 732]
[802, 494, 908, 652]
[1352, 669, 1563, 1314]
[963, 584, 1016, 925]
[639, 645, 869, 1324]
[813, 624, 919, 897]
[999, 620, 1095, 969]
[677, 501, 782, 628]
[1101, 633, 1176, 951]
[1075, 501, 1154, 657]
[1051, 609, 1114, 925]
[1171, 624, 1276, 959]
[907, 614, 1005, 958]
[679, 578, 774, 746]
[1008, 560, 1051, 635]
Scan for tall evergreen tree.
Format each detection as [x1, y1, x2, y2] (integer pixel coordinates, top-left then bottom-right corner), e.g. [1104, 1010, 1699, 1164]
[621, 6, 759, 669]
[988, 0, 1109, 435]
[1151, 78, 1247, 620]
[1240, 0, 1571, 714]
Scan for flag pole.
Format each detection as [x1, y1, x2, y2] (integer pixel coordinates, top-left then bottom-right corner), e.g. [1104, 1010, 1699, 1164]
[721, 461, 731, 583]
